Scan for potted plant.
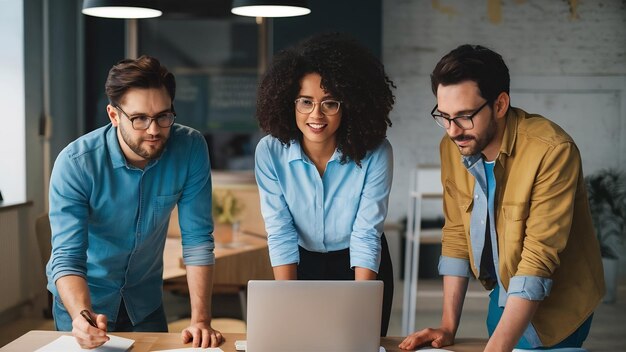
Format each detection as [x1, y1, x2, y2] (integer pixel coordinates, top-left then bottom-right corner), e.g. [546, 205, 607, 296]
[585, 168, 626, 303]
[212, 189, 244, 246]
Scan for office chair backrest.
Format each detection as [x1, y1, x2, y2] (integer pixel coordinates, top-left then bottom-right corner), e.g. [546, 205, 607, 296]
[35, 213, 52, 269]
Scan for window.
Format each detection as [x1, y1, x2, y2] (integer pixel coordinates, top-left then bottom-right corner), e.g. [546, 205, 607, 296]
[0, 0, 25, 201]
[139, 16, 264, 170]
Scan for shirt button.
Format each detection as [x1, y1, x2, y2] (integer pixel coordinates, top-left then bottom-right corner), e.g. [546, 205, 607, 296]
[475, 195, 479, 199]
[481, 220, 485, 224]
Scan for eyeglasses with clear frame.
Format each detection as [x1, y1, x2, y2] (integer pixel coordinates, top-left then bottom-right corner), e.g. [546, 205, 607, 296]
[114, 105, 176, 130]
[430, 101, 489, 130]
[294, 98, 342, 116]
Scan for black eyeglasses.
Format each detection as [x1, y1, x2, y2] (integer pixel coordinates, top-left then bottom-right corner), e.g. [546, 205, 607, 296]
[115, 105, 176, 130]
[430, 101, 489, 130]
[294, 98, 342, 116]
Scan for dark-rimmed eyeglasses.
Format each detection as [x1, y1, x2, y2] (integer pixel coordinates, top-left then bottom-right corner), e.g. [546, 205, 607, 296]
[430, 101, 489, 130]
[295, 98, 342, 116]
[115, 105, 176, 130]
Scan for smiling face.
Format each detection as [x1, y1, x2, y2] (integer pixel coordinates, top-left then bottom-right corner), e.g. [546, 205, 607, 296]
[107, 87, 173, 168]
[295, 72, 342, 152]
[436, 81, 504, 159]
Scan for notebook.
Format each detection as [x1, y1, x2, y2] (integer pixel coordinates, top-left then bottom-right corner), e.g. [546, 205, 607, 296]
[246, 280, 383, 352]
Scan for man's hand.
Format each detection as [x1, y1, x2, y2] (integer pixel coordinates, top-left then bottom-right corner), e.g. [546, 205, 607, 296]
[398, 327, 454, 350]
[399, 276, 468, 350]
[181, 321, 224, 348]
[71, 311, 109, 349]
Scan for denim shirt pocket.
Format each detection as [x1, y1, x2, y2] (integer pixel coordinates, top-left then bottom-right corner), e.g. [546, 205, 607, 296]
[501, 203, 530, 276]
[154, 192, 181, 229]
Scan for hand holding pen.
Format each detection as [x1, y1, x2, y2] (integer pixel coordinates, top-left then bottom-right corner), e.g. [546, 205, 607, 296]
[72, 309, 109, 349]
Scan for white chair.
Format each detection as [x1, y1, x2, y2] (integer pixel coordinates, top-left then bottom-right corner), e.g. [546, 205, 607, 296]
[401, 165, 442, 335]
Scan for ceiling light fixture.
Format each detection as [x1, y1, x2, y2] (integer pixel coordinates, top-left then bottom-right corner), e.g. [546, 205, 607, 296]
[82, 0, 162, 19]
[231, 0, 310, 18]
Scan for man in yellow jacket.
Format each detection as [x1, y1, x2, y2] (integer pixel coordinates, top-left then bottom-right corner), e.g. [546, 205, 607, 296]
[400, 45, 605, 351]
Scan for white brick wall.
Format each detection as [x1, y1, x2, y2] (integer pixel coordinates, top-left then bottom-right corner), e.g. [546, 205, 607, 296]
[383, 0, 626, 222]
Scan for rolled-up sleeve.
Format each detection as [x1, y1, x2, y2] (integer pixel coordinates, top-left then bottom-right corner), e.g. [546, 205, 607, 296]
[508, 275, 553, 301]
[517, 142, 581, 278]
[46, 148, 90, 293]
[350, 140, 393, 273]
[438, 255, 472, 277]
[182, 243, 215, 266]
[255, 139, 300, 267]
[179, 132, 215, 266]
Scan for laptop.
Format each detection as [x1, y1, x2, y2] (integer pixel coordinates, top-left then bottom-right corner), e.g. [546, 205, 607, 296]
[246, 280, 383, 352]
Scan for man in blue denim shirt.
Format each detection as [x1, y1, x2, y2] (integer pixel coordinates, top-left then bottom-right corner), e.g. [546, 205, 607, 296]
[46, 56, 223, 349]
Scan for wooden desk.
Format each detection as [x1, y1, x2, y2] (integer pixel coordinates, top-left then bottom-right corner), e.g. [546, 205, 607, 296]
[1, 331, 487, 352]
[163, 233, 274, 291]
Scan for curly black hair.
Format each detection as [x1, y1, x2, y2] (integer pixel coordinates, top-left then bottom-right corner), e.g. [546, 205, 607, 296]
[256, 32, 395, 166]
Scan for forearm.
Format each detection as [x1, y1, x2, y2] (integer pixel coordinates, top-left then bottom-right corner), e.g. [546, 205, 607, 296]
[440, 275, 469, 335]
[273, 263, 297, 280]
[355, 267, 377, 280]
[186, 265, 215, 323]
[55, 275, 92, 318]
[485, 296, 540, 352]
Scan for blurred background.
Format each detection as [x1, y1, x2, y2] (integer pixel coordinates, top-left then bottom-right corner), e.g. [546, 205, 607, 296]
[0, 0, 624, 349]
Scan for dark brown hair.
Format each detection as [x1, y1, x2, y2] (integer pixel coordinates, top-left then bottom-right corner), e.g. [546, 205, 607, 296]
[256, 33, 395, 166]
[105, 55, 176, 108]
[431, 44, 509, 104]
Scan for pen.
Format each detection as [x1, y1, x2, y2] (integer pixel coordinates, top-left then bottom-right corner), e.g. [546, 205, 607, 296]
[80, 309, 98, 328]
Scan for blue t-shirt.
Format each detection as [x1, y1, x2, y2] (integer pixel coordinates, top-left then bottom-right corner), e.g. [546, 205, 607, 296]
[254, 136, 393, 273]
[480, 160, 497, 280]
[46, 123, 214, 324]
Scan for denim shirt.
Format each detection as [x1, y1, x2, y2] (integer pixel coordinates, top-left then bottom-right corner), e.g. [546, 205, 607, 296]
[46, 123, 214, 324]
[255, 136, 393, 273]
[468, 156, 506, 301]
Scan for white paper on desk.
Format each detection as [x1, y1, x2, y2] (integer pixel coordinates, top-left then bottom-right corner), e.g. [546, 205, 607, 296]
[35, 335, 134, 352]
[151, 348, 224, 352]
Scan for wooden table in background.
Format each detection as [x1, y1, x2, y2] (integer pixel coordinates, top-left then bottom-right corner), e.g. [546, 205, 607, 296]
[163, 232, 274, 293]
[1, 331, 487, 352]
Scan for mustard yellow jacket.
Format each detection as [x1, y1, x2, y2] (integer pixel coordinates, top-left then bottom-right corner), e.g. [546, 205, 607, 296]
[440, 107, 605, 346]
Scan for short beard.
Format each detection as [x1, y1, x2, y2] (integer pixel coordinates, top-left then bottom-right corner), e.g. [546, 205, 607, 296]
[119, 123, 166, 160]
[452, 113, 498, 156]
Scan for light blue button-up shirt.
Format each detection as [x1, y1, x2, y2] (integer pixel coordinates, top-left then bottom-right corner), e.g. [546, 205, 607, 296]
[46, 123, 214, 324]
[254, 136, 393, 273]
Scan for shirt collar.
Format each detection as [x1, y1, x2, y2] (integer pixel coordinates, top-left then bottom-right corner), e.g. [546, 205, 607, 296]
[461, 153, 482, 170]
[106, 123, 167, 170]
[499, 107, 519, 158]
[461, 107, 519, 169]
[286, 139, 342, 164]
[106, 124, 128, 169]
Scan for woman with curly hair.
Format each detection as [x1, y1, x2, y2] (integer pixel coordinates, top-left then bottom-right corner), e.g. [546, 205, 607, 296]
[254, 33, 396, 336]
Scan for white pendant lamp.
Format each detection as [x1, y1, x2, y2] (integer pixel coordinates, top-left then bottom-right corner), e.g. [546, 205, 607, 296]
[231, 0, 310, 18]
[82, 0, 162, 19]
